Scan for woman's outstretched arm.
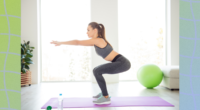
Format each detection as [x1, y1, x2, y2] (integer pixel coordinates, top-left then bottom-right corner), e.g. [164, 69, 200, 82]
[50, 40, 78, 46]
[50, 38, 97, 46]
[60, 40, 78, 45]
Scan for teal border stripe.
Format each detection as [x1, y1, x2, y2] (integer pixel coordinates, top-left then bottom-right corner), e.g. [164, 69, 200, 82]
[0, 0, 21, 110]
[180, 0, 200, 110]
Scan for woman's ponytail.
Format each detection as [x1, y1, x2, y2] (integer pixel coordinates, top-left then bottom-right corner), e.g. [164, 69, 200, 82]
[89, 22, 113, 48]
[98, 23, 113, 48]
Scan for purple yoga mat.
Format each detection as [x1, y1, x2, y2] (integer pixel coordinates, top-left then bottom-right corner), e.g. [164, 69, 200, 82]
[41, 96, 174, 109]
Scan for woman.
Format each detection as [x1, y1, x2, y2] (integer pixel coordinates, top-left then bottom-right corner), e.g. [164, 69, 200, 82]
[50, 22, 131, 105]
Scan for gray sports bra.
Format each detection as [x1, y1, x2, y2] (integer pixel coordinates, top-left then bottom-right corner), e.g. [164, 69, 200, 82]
[94, 36, 113, 58]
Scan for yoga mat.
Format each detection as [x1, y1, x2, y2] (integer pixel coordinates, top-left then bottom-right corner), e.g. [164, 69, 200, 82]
[41, 96, 174, 109]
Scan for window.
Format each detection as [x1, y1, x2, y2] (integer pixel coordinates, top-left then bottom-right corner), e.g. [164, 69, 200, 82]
[41, 0, 91, 81]
[118, 0, 166, 80]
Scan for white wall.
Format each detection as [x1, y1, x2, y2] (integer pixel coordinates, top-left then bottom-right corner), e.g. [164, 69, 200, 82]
[21, 0, 179, 84]
[166, 0, 179, 66]
[171, 0, 179, 65]
[90, 0, 119, 84]
[21, 0, 40, 84]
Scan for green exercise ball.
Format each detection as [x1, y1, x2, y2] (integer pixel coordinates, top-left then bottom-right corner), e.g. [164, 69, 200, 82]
[137, 64, 163, 89]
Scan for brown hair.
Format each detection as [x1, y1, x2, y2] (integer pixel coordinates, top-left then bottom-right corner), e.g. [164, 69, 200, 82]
[88, 22, 113, 48]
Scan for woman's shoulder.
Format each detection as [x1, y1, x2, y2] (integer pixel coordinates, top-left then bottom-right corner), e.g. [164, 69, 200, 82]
[94, 37, 104, 42]
[94, 37, 106, 47]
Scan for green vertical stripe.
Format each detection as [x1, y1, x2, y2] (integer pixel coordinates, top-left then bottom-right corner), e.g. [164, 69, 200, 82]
[0, 0, 21, 110]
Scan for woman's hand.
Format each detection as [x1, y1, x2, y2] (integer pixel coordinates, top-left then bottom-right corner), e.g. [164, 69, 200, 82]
[50, 40, 61, 46]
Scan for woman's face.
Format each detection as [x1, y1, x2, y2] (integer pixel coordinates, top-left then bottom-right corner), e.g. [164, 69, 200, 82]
[87, 25, 97, 38]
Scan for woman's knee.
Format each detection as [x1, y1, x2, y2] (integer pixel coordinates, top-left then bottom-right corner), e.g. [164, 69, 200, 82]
[93, 68, 101, 76]
[93, 68, 97, 76]
[128, 61, 131, 69]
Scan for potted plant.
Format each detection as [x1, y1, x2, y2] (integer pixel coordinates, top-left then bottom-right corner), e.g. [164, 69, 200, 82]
[21, 40, 35, 86]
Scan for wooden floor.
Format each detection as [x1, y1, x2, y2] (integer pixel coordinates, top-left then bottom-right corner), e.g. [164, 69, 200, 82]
[21, 81, 179, 110]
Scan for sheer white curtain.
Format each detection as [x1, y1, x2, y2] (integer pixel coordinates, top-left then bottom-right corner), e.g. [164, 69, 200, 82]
[118, 0, 166, 80]
[41, 0, 91, 81]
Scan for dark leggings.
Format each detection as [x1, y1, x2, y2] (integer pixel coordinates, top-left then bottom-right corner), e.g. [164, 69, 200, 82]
[93, 54, 131, 96]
